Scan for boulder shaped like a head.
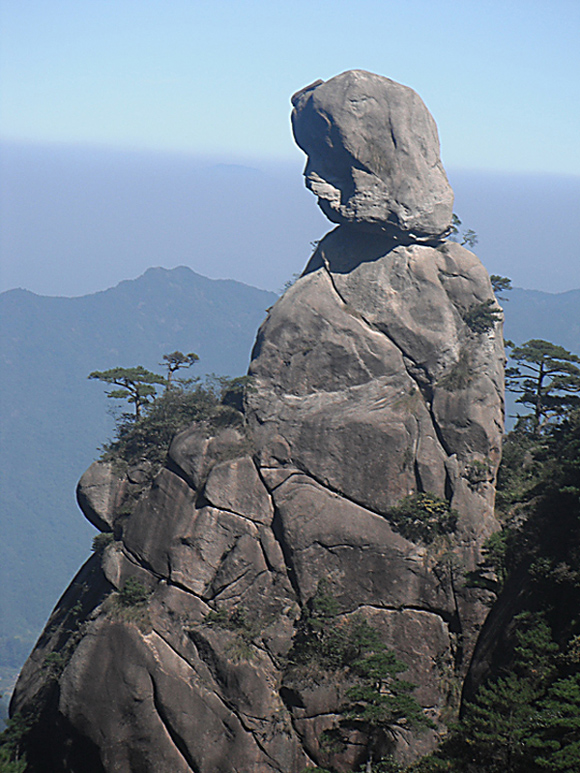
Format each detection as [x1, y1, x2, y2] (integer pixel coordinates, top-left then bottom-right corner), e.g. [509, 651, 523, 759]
[291, 70, 454, 242]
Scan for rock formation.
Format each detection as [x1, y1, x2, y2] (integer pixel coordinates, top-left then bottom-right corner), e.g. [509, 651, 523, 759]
[11, 71, 504, 772]
[291, 70, 454, 240]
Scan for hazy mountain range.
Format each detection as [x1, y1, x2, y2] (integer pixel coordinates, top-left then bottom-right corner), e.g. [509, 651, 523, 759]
[2, 142, 579, 297]
[1, 265, 579, 707]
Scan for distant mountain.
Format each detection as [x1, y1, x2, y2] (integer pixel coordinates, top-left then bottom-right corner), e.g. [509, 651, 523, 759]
[1, 267, 578, 701]
[503, 287, 580, 353]
[0, 266, 276, 698]
[2, 142, 579, 297]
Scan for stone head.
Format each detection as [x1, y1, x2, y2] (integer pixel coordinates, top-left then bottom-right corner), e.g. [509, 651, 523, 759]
[291, 70, 454, 242]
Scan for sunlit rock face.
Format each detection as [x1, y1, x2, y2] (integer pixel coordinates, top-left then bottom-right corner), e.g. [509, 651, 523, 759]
[11, 72, 503, 773]
[291, 70, 454, 240]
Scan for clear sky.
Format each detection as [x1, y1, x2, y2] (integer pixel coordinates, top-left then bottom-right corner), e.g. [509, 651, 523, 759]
[1, 0, 579, 175]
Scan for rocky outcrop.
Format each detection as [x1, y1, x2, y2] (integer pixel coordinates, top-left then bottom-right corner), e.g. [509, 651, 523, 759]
[292, 70, 454, 240]
[11, 71, 504, 772]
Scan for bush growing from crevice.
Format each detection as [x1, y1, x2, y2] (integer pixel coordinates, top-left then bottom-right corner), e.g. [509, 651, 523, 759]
[437, 349, 473, 391]
[42, 651, 66, 678]
[462, 299, 502, 334]
[423, 409, 580, 771]
[96, 373, 255, 497]
[91, 532, 115, 554]
[117, 578, 151, 607]
[387, 493, 458, 544]
[203, 606, 265, 662]
[285, 582, 433, 770]
[0, 711, 32, 773]
[109, 578, 153, 630]
[464, 459, 492, 488]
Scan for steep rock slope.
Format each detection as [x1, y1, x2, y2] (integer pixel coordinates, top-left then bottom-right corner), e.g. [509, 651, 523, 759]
[11, 71, 504, 772]
[0, 266, 277, 674]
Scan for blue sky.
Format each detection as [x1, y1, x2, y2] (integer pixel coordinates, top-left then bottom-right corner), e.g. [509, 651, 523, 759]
[2, 0, 579, 174]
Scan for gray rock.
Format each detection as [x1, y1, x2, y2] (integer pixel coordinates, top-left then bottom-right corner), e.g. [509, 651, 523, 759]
[271, 472, 455, 614]
[249, 233, 503, 545]
[168, 423, 251, 490]
[76, 459, 154, 533]
[76, 460, 124, 532]
[203, 456, 274, 524]
[11, 73, 504, 772]
[292, 70, 453, 239]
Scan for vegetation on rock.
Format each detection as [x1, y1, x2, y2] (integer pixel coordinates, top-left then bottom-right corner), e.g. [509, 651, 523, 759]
[490, 274, 512, 300]
[203, 606, 264, 662]
[285, 582, 433, 770]
[449, 213, 478, 248]
[387, 493, 458, 544]
[90, 351, 251, 476]
[0, 710, 29, 773]
[462, 298, 503, 334]
[160, 350, 199, 386]
[88, 365, 167, 417]
[413, 372, 580, 770]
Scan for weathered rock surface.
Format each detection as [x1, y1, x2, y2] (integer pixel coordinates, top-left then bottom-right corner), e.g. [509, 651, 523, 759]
[292, 70, 454, 240]
[11, 71, 504, 772]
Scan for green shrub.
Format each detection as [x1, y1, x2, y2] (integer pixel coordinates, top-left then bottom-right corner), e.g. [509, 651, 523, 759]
[464, 459, 492, 487]
[0, 712, 31, 773]
[102, 375, 249, 477]
[462, 299, 502, 334]
[109, 578, 152, 630]
[387, 493, 458, 544]
[42, 651, 66, 677]
[437, 349, 473, 391]
[203, 606, 263, 662]
[91, 532, 114, 554]
[118, 578, 151, 607]
[285, 582, 433, 768]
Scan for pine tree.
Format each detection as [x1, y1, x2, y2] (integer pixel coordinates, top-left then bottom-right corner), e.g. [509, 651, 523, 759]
[506, 340, 580, 430]
[88, 365, 166, 417]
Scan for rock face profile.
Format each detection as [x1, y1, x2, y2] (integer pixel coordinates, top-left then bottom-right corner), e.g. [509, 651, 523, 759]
[291, 70, 454, 240]
[11, 71, 504, 772]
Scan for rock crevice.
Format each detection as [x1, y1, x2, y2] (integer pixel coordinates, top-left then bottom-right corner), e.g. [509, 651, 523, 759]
[11, 70, 504, 772]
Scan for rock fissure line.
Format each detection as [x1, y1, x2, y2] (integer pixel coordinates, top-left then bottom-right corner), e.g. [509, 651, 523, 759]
[256, 537, 277, 575]
[165, 454, 197, 493]
[258, 468, 303, 494]
[347, 602, 457, 627]
[320, 261, 455, 466]
[150, 625, 201, 673]
[150, 674, 200, 772]
[165, 577, 206, 601]
[322, 259, 463, 483]
[120, 544, 166, 583]
[248, 639, 283, 672]
[211, 567, 269, 602]
[290, 709, 344, 721]
[270, 508, 303, 604]
[252, 457, 278, 507]
[272, 461, 421, 537]
[182, 619, 291, 751]
[197, 498, 263, 530]
[185, 665, 288, 773]
[179, 629, 288, 762]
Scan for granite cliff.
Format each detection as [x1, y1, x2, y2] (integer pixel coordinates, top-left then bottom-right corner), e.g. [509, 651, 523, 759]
[11, 71, 504, 772]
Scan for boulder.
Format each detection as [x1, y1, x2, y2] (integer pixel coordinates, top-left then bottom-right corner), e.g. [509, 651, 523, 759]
[292, 70, 453, 240]
[76, 461, 124, 532]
